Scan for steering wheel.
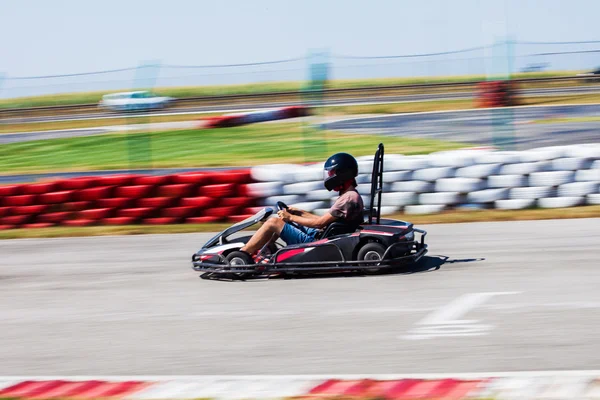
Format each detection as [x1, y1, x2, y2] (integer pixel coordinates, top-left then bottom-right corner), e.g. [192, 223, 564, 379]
[276, 201, 302, 229]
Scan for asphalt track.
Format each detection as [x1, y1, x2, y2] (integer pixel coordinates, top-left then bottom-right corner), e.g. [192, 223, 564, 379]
[325, 104, 600, 150]
[1, 218, 599, 375]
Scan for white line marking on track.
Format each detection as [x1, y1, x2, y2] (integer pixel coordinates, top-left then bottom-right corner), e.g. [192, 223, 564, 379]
[401, 291, 521, 340]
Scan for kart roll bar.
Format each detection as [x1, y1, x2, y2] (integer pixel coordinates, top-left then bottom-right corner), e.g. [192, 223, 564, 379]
[368, 143, 384, 225]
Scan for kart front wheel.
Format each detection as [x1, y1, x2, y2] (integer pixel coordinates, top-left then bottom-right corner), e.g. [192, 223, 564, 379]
[357, 242, 386, 273]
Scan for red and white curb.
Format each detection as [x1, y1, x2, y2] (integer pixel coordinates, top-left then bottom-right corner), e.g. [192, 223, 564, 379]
[1, 372, 600, 399]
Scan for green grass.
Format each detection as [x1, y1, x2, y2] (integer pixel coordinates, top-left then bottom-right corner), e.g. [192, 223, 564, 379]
[0, 123, 469, 174]
[0, 71, 583, 109]
[1, 206, 599, 239]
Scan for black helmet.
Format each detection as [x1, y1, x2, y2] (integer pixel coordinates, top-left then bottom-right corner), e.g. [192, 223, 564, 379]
[323, 152, 359, 191]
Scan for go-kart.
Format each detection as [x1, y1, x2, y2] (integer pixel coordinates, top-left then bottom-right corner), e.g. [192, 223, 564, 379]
[191, 143, 428, 280]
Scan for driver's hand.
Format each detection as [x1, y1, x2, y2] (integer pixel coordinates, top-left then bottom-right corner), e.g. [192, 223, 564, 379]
[277, 209, 292, 222]
[287, 206, 299, 215]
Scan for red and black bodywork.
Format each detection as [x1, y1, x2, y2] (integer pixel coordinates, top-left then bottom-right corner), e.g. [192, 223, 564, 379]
[192, 143, 428, 279]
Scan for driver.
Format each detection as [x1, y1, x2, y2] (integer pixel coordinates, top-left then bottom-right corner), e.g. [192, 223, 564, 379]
[240, 152, 364, 263]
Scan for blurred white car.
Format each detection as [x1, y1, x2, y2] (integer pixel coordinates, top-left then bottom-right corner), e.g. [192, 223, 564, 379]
[98, 91, 175, 112]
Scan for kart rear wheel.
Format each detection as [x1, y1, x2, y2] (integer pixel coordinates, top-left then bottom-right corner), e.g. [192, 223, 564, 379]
[357, 242, 386, 273]
[225, 251, 255, 279]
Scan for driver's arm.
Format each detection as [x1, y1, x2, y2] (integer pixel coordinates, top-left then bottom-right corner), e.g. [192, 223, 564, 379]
[289, 212, 337, 229]
[287, 206, 319, 220]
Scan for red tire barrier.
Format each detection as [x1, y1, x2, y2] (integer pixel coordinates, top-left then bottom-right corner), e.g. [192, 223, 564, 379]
[134, 175, 171, 186]
[21, 182, 57, 195]
[97, 174, 137, 186]
[158, 183, 194, 198]
[38, 212, 73, 224]
[160, 206, 199, 219]
[3, 195, 37, 207]
[0, 185, 22, 197]
[1, 215, 32, 225]
[58, 177, 98, 190]
[13, 205, 49, 215]
[62, 219, 95, 227]
[101, 217, 137, 225]
[22, 222, 54, 229]
[202, 106, 310, 128]
[39, 190, 74, 204]
[143, 217, 180, 225]
[0, 224, 15, 230]
[172, 173, 211, 185]
[63, 201, 92, 211]
[227, 214, 253, 223]
[179, 196, 215, 208]
[95, 198, 134, 209]
[186, 216, 221, 224]
[198, 183, 236, 198]
[79, 208, 114, 220]
[117, 207, 156, 219]
[243, 206, 264, 215]
[115, 185, 154, 198]
[210, 170, 253, 184]
[203, 206, 239, 218]
[137, 197, 175, 208]
[0, 207, 12, 217]
[78, 186, 114, 201]
[220, 197, 255, 208]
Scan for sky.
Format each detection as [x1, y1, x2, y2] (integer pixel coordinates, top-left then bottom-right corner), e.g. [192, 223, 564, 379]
[1, 0, 599, 95]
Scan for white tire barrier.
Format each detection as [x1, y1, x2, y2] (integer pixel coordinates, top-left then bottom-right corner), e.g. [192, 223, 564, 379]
[294, 165, 323, 182]
[551, 157, 593, 171]
[412, 167, 455, 182]
[488, 175, 527, 188]
[428, 150, 477, 167]
[404, 204, 446, 214]
[383, 171, 412, 182]
[575, 169, 600, 182]
[313, 208, 330, 216]
[380, 192, 418, 207]
[498, 162, 550, 175]
[466, 188, 510, 203]
[538, 196, 585, 208]
[356, 174, 371, 184]
[510, 186, 556, 200]
[419, 192, 462, 205]
[494, 199, 536, 210]
[587, 194, 600, 205]
[455, 163, 501, 178]
[390, 180, 434, 193]
[251, 164, 299, 183]
[564, 143, 600, 158]
[529, 171, 575, 186]
[520, 147, 567, 162]
[434, 178, 485, 193]
[305, 189, 333, 201]
[283, 181, 323, 195]
[244, 182, 284, 197]
[558, 182, 599, 197]
[475, 151, 522, 164]
[358, 160, 374, 174]
[245, 144, 600, 215]
[259, 195, 303, 207]
[380, 206, 401, 215]
[386, 156, 430, 171]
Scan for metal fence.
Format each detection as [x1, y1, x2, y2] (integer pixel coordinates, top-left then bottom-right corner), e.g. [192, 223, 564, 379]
[2, 40, 600, 99]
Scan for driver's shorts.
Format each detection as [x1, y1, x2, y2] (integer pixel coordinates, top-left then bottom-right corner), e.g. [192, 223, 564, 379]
[280, 223, 320, 245]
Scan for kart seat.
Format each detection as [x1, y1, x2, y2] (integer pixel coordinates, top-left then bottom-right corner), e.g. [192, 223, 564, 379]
[319, 221, 359, 239]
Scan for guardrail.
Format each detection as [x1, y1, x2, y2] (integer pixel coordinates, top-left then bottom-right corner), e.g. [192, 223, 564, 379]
[0, 75, 597, 116]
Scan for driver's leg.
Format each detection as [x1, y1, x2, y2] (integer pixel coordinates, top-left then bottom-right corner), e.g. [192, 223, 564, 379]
[241, 217, 285, 256]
